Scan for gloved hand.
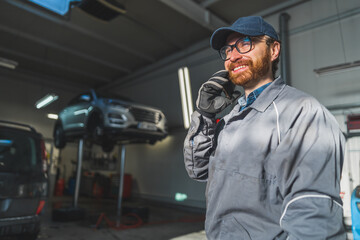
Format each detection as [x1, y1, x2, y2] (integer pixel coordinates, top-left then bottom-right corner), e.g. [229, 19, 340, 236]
[196, 70, 241, 118]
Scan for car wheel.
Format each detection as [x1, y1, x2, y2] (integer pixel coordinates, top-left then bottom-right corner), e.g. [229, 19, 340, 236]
[88, 113, 104, 141]
[54, 123, 66, 149]
[102, 139, 115, 152]
[84, 139, 93, 149]
[94, 125, 104, 139]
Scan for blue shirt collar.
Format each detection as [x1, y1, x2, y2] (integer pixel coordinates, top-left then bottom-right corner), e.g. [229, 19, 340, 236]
[238, 82, 272, 111]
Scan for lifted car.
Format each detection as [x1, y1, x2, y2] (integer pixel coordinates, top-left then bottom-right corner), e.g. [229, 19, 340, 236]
[0, 120, 48, 240]
[54, 89, 168, 152]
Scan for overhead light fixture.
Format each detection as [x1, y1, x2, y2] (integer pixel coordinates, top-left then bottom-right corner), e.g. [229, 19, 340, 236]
[0, 57, 18, 70]
[47, 113, 58, 120]
[178, 67, 193, 129]
[35, 94, 59, 109]
[314, 61, 360, 76]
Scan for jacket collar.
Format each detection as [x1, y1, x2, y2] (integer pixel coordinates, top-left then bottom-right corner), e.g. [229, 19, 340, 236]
[249, 76, 286, 112]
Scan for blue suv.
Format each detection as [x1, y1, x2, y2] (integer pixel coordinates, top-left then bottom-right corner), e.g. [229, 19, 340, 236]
[53, 89, 168, 152]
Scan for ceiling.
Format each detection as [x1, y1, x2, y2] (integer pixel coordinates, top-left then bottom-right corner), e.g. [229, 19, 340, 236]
[0, 0, 299, 93]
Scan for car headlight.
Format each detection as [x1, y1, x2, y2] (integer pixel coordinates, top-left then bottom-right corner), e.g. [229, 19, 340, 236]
[156, 112, 162, 123]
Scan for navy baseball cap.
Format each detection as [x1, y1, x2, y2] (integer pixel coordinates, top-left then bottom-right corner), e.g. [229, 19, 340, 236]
[210, 16, 279, 50]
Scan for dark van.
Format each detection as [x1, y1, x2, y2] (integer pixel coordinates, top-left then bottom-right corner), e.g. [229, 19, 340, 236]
[0, 120, 48, 240]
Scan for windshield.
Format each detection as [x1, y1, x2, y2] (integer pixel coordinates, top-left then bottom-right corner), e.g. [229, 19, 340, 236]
[0, 130, 40, 173]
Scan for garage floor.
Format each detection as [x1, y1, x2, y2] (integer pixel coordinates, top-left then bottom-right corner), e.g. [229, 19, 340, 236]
[8, 195, 353, 240]
[37, 196, 206, 240]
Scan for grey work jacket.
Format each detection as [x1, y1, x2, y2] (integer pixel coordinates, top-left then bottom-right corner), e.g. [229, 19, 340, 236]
[184, 77, 346, 240]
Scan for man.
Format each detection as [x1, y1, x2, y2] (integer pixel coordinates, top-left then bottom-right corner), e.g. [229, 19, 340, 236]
[184, 16, 346, 240]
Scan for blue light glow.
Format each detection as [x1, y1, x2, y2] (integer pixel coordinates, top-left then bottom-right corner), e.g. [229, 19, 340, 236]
[175, 193, 188, 202]
[28, 0, 81, 15]
[0, 140, 13, 146]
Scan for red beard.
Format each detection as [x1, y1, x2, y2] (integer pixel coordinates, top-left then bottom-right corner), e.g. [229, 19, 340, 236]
[228, 48, 271, 88]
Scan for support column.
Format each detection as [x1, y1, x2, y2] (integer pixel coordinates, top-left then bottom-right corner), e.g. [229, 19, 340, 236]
[116, 145, 126, 227]
[73, 138, 84, 208]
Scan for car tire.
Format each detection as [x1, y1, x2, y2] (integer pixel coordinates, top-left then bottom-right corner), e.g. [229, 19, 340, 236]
[54, 123, 66, 149]
[19, 232, 39, 240]
[88, 113, 104, 141]
[102, 140, 114, 152]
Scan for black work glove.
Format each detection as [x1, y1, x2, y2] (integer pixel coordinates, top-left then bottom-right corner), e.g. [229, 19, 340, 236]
[196, 70, 241, 118]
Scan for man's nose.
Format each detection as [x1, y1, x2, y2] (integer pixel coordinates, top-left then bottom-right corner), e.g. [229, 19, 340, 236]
[228, 49, 243, 62]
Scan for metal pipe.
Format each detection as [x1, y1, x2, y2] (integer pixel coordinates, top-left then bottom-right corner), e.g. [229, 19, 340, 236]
[73, 139, 84, 208]
[327, 103, 360, 111]
[279, 13, 291, 85]
[256, 0, 309, 18]
[116, 145, 126, 227]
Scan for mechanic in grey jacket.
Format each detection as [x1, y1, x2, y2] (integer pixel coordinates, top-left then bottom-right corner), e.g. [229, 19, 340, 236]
[184, 16, 346, 240]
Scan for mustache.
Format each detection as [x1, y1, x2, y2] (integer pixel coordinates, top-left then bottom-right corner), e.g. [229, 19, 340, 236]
[228, 60, 252, 70]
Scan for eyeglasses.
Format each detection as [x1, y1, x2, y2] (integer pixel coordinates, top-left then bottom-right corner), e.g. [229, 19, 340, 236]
[219, 36, 254, 61]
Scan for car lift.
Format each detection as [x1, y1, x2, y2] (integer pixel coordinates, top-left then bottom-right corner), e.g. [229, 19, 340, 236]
[53, 138, 134, 226]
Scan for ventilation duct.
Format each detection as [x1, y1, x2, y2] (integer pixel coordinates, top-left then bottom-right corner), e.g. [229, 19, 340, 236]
[77, 0, 126, 21]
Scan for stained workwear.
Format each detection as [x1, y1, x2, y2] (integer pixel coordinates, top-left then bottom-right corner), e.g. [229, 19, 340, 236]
[184, 77, 346, 240]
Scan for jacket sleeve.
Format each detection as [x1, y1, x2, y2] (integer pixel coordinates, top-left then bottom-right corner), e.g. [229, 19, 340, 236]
[183, 111, 217, 181]
[274, 101, 346, 239]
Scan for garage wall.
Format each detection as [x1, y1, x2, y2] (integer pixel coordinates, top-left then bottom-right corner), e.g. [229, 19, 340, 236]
[1, 0, 360, 209]
[266, 0, 360, 107]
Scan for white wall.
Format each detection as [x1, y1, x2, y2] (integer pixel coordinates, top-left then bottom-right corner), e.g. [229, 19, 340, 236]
[1, 0, 360, 209]
[266, 0, 360, 107]
[125, 131, 206, 208]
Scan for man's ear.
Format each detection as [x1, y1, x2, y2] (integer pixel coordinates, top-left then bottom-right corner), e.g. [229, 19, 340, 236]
[270, 41, 280, 61]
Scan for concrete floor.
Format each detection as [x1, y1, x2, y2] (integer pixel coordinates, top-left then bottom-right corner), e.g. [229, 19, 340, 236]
[5, 195, 354, 240]
[36, 196, 206, 240]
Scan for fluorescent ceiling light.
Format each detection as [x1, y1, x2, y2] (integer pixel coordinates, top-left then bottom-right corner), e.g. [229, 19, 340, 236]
[47, 113, 58, 120]
[178, 67, 193, 129]
[184, 67, 194, 116]
[0, 57, 18, 70]
[35, 94, 59, 109]
[314, 61, 360, 76]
